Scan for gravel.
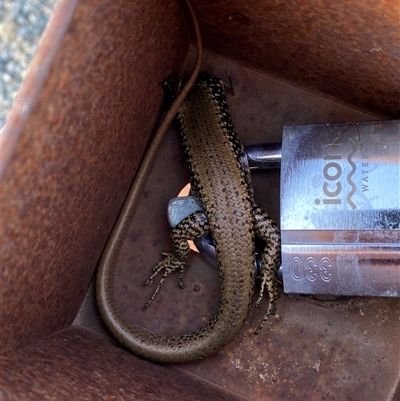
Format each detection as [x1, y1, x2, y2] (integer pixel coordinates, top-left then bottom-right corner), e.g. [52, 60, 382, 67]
[1, 0, 58, 127]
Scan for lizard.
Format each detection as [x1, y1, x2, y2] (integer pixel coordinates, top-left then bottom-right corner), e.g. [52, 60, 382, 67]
[96, 0, 281, 364]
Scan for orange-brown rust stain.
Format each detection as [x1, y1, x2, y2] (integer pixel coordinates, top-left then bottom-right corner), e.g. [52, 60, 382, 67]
[192, 0, 400, 117]
[0, 0, 189, 353]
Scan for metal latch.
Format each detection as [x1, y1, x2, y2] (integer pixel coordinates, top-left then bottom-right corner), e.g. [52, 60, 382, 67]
[168, 120, 400, 297]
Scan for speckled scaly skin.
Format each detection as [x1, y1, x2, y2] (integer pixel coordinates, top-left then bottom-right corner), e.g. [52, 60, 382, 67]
[96, 71, 280, 363]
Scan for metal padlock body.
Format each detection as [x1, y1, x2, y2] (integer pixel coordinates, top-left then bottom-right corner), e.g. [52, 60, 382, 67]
[281, 120, 400, 297]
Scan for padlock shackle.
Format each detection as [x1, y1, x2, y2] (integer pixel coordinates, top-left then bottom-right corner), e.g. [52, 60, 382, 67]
[245, 143, 282, 169]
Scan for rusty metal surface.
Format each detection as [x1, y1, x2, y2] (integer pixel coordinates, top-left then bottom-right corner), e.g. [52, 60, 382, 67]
[191, 0, 400, 118]
[0, 326, 243, 401]
[2, 0, 399, 398]
[77, 54, 400, 401]
[0, 0, 189, 353]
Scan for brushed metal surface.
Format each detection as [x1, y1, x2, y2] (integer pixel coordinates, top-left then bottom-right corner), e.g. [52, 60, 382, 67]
[281, 120, 400, 296]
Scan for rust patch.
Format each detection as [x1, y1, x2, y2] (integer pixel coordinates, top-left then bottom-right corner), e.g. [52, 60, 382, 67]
[0, 327, 242, 401]
[192, 0, 400, 117]
[0, 0, 189, 353]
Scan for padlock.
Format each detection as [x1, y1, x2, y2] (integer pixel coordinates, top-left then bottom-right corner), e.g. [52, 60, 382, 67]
[168, 120, 400, 297]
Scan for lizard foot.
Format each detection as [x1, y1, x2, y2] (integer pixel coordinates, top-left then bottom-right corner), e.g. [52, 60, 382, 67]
[143, 253, 186, 309]
[253, 263, 280, 334]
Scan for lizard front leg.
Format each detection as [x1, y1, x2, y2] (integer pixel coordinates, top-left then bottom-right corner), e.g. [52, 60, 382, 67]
[144, 210, 209, 308]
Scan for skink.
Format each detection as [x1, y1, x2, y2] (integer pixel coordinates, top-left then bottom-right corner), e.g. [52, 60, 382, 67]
[96, 1, 280, 364]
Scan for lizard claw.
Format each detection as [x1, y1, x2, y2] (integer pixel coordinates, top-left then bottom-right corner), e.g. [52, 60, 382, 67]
[143, 253, 187, 308]
[253, 256, 280, 334]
